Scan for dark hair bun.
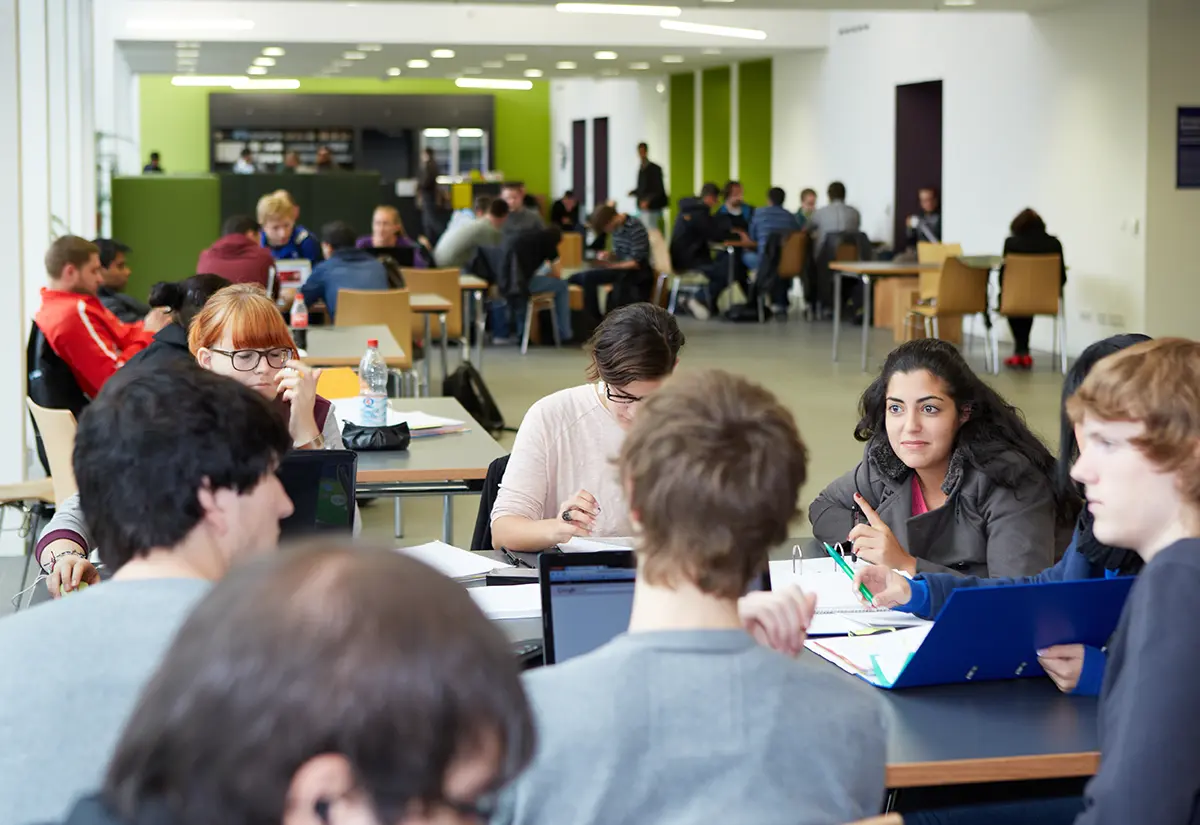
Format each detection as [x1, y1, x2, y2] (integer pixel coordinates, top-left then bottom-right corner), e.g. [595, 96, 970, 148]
[148, 281, 185, 310]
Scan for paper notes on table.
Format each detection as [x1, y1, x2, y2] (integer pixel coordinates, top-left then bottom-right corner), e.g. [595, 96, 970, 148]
[468, 583, 541, 620]
[768, 558, 931, 636]
[332, 400, 468, 437]
[396, 541, 511, 582]
[560, 536, 636, 553]
[806, 625, 933, 687]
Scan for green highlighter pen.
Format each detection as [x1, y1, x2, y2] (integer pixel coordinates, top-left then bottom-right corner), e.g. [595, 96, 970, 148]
[823, 541, 876, 605]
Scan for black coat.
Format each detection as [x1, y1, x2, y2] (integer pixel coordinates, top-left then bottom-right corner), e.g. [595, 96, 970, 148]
[634, 162, 668, 210]
[669, 197, 724, 272]
[122, 323, 197, 372]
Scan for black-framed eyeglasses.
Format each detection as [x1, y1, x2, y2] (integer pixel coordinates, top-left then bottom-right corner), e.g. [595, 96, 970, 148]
[210, 347, 294, 372]
[604, 384, 644, 406]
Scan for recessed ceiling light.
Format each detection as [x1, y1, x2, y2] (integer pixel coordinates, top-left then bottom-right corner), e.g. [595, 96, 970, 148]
[655, 81, 665, 93]
[335, 60, 353, 68]
[253, 57, 275, 67]
[129, 18, 253, 31]
[247, 66, 268, 75]
[659, 19, 766, 39]
[262, 47, 285, 57]
[600, 69, 619, 76]
[702, 0, 737, 3]
[343, 51, 367, 60]
[555, 2, 681, 15]
[943, 0, 976, 4]
[358, 44, 383, 51]
[386, 67, 402, 76]
[175, 41, 200, 48]
[407, 59, 430, 68]
[556, 60, 577, 70]
[629, 62, 650, 70]
[431, 49, 456, 58]
[524, 68, 544, 78]
[661, 55, 685, 63]
[702, 47, 722, 55]
[594, 51, 618, 60]
[463, 67, 482, 74]
[175, 49, 200, 58]
[457, 128, 484, 137]
[456, 78, 533, 90]
[505, 53, 528, 61]
[482, 60, 504, 69]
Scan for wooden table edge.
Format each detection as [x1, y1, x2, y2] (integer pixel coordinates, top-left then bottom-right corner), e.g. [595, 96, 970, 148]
[828, 263, 939, 274]
[886, 751, 1100, 788]
[356, 466, 493, 484]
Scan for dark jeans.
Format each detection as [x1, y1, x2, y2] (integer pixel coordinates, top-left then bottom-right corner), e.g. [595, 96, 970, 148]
[569, 268, 623, 319]
[905, 796, 1083, 825]
[1009, 316, 1034, 355]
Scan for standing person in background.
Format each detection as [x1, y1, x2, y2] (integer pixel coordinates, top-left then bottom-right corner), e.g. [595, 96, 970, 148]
[93, 239, 149, 323]
[355, 205, 427, 267]
[418, 146, 442, 242]
[806, 181, 862, 251]
[196, 215, 275, 288]
[257, 191, 321, 267]
[300, 221, 389, 322]
[795, 187, 818, 228]
[141, 152, 163, 174]
[1000, 207, 1067, 370]
[231, 148, 256, 175]
[551, 190, 582, 233]
[630, 142, 668, 230]
[906, 186, 942, 246]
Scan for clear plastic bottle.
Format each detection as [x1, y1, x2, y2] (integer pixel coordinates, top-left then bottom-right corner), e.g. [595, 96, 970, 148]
[358, 338, 389, 427]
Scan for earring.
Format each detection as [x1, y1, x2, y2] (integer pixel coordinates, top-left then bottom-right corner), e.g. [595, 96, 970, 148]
[314, 799, 331, 824]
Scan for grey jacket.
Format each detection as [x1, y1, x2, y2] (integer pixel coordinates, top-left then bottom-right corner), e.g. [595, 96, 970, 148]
[809, 440, 1068, 578]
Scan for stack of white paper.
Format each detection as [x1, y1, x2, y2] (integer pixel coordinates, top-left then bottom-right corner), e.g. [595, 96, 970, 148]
[560, 536, 636, 552]
[768, 558, 930, 635]
[468, 583, 541, 620]
[331, 400, 467, 433]
[805, 625, 933, 686]
[396, 541, 511, 581]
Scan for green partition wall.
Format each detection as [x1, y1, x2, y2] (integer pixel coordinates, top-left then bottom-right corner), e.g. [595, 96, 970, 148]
[112, 175, 221, 301]
[668, 73, 695, 203]
[701, 67, 731, 187]
[738, 60, 773, 204]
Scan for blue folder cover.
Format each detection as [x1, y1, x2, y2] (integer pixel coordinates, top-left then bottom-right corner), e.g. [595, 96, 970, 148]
[889, 577, 1135, 689]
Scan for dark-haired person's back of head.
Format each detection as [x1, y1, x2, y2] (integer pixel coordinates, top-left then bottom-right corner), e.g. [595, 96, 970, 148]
[303, 221, 391, 319]
[222, 214, 260, 239]
[767, 187, 786, 207]
[0, 364, 293, 825]
[70, 545, 534, 825]
[123, 275, 233, 372]
[495, 369, 887, 825]
[197, 216, 274, 288]
[828, 180, 847, 201]
[320, 220, 358, 254]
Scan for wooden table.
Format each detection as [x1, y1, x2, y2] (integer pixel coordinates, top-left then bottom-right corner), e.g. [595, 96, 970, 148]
[353, 397, 508, 543]
[304, 325, 407, 368]
[459, 274, 489, 371]
[410, 292, 453, 393]
[829, 262, 940, 371]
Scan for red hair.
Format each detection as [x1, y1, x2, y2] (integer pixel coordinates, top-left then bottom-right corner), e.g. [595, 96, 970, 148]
[188, 284, 295, 354]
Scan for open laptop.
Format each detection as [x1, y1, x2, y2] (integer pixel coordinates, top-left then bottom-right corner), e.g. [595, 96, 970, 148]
[277, 449, 357, 538]
[364, 245, 416, 268]
[539, 550, 772, 665]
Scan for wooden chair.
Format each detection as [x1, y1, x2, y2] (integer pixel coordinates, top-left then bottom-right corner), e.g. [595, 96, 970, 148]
[775, 230, 808, 313]
[25, 400, 77, 506]
[557, 232, 583, 268]
[334, 288, 422, 395]
[993, 253, 1067, 375]
[648, 229, 707, 313]
[522, 291, 563, 354]
[315, 367, 360, 399]
[907, 257, 991, 365]
[844, 814, 903, 825]
[400, 267, 464, 349]
[917, 241, 964, 264]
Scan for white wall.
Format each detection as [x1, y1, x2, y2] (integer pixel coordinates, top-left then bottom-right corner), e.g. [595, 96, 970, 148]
[550, 77, 668, 214]
[772, 1, 1150, 356]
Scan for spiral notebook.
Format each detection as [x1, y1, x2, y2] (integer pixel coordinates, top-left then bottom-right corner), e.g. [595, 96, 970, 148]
[767, 558, 929, 635]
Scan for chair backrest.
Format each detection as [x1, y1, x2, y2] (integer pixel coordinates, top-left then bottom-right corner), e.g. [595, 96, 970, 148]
[471, 454, 510, 552]
[917, 242, 964, 264]
[934, 256, 990, 315]
[647, 229, 674, 276]
[26, 322, 89, 419]
[315, 367, 360, 399]
[400, 268, 463, 339]
[843, 815, 903, 825]
[25, 399, 78, 506]
[557, 232, 583, 268]
[1000, 254, 1062, 316]
[778, 231, 808, 278]
[334, 288, 414, 370]
[835, 240, 859, 262]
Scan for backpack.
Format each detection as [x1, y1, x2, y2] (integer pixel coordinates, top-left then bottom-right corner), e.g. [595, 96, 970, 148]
[442, 362, 506, 433]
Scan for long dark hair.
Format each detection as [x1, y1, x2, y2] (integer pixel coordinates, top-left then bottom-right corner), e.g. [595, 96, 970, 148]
[855, 339, 1070, 522]
[148, 273, 232, 330]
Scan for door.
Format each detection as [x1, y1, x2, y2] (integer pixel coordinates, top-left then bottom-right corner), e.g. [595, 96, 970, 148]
[894, 80, 943, 251]
[592, 117, 609, 206]
[572, 120, 586, 203]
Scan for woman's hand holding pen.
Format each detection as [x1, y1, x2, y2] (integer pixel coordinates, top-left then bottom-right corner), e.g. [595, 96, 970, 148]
[847, 494, 917, 575]
[544, 489, 600, 545]
[853, 565, 912, 609]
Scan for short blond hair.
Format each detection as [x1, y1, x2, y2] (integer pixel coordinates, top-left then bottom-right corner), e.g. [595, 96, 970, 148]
[1067, 337, 1200, 507]
[618, 369, 808, 599]
[256, 192, 295, 224]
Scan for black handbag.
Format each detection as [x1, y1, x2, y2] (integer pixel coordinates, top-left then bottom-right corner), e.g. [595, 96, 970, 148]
[341, 422, 411, 451]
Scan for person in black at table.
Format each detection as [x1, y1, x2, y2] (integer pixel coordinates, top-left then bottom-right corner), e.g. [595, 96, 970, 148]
[1001, 207, 1067, 370]
[551, 190, 582, 233]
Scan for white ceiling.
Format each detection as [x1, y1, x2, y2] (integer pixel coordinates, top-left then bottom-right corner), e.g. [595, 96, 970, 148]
[121, 40, 789, 79]
[168, 0, 1081, 9]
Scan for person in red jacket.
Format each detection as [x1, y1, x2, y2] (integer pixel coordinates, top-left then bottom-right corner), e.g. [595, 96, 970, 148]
[34, 236, 168, 398]
[195, 215, 275, 288]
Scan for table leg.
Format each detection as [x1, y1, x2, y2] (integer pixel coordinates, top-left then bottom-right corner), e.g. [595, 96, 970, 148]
[394, 497, 404, 538]
[832, 273, 843, 362]
[439, 312, 449, 385]
[442, 494, 453, 544]
[474, 291, 485, 372]
[422, 314, 433, 397]
[861, 275, 872, 372]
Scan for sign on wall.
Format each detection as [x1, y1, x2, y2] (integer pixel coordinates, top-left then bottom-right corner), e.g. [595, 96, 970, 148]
[1177, 107, 1200, 189]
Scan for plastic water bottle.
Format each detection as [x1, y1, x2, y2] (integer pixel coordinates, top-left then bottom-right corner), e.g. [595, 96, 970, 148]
[289, 293, 309, 351]
[359, 338, 389, 427]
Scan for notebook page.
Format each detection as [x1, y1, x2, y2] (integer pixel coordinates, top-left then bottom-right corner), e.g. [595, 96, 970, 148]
[468, 584, 541, 620]
[805, 625, 933, 686]
[396, 541, 510, 580]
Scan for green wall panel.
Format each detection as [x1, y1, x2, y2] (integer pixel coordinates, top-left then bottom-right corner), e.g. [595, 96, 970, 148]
[111, 175, 220, 301]
[701, 67, 730, 188]
[737, 60, 773, 207]
[668, 73, 695, 204]
[137, 76, 551, 196]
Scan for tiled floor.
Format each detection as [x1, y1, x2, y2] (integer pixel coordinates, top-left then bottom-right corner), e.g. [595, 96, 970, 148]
[0, 316, 1068, 612]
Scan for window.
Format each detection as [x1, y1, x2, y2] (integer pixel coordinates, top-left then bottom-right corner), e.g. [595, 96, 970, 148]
[420, 128, 489, 177]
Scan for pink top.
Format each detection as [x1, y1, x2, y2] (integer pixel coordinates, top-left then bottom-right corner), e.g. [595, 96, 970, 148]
[911, 479, 929, 516]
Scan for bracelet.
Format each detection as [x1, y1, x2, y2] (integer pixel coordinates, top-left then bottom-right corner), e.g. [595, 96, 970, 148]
[45, 549, 87, 572]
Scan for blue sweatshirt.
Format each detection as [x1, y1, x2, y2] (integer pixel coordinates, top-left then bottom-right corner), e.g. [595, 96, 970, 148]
[901, 530, 1116, 696]
[262, 225, 322, 266]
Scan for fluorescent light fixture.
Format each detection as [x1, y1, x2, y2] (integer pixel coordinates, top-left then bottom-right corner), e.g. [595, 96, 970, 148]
[247, 66, 268, 75]
[386, 67, 402, 76]
[629, 62, 650, 70]
[702, 0, 736, 3]
[407, 58, 431, 68]
[236, 78, 300, 90]
[463, 67, 482, 74]
[482, 60, 504, 68]
[556, 2, 681, 16]
[943, 0, 976, 4]
[358, 44, 383, 51]
[170, 75, 245, 87]
[253, 56, 276, 66]
[175, 49, 200, 58]
[128, 18, 253, 31]
[423, 128, 451, 137]
[594, 50, 618, 60]
[335, 60, 353, 67]
[661, 54, 685, 63]
[457, 128, 485, 137]
[659, 19, 766, 39]
[455, 78, 534, 90]
[175, 41, 200, 48]
[524, 68, 544, 78]
[600, 69, 620, 76]
[505, 53, 527, 61]
[343, 51, 367, 60]
[431, 49, 456, 58]
[702, 47, 722, 54]
[262, 47, 286, 57]
[556, 60, 578, 70]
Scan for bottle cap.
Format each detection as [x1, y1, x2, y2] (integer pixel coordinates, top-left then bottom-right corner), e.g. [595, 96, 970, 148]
[367, 339, 379, 347]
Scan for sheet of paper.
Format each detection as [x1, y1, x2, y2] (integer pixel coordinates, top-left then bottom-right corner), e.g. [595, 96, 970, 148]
[395, 541, 510, 581]
[805, 625, 933, 686]
[560, 536, 636, 553]
[768, 558, 878, 613]
[468, 583, 541, 620]
[331, 399, 466, 430]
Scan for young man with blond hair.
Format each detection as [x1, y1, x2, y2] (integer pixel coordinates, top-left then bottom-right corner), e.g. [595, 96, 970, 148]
[495, 369, 887, 825]
[256, 190, 321, 265]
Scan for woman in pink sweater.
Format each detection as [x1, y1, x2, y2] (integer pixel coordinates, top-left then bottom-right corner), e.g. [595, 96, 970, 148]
[491, 303, 685, 551]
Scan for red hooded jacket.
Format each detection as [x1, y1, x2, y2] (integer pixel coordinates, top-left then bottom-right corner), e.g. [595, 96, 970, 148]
[34, 288, 154, 398]
[196, 233, 274, 288]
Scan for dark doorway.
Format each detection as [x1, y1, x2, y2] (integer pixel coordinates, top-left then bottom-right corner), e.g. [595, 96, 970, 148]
[572, 119, 586, 203]
[592, 117, 609, 206]
[894, 80, 943, 252]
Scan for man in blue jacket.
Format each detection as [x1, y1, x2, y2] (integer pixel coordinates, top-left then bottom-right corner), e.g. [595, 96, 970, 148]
[300, 221, 389, 321]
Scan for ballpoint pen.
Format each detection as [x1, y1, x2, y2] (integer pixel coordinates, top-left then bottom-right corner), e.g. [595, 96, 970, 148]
[822, 541, 875, 605]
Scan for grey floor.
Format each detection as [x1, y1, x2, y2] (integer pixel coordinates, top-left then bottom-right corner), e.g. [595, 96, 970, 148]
[0, 316, 1067, 613]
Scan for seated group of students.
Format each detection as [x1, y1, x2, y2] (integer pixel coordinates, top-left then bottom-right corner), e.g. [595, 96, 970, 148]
[11, 284, 1200, 825]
